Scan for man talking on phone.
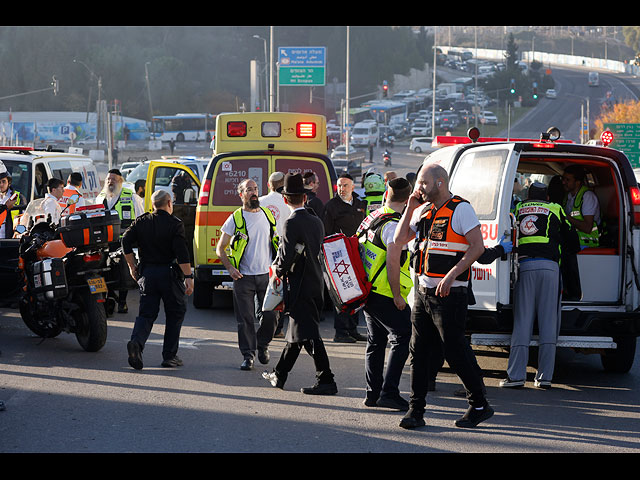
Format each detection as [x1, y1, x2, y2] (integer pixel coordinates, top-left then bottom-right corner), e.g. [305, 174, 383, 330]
[393, 163, 493, 430]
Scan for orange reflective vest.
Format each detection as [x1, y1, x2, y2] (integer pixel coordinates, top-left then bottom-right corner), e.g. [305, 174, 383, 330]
[416, 195, 471, 282]
[57, 187, 82, 214]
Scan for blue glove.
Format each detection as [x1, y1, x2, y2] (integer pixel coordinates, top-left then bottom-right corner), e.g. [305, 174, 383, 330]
[499, 235, 513, 254]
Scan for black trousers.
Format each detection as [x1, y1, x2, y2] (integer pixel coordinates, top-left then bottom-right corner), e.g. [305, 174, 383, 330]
[409, 286, 487, 412]
[131, 264, 187, 361]
[274, 338, 334, 385]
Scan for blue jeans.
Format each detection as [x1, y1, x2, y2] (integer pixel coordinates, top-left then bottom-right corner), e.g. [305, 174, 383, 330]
[409, 286, 487, 412]
[363, 292, 411, 400]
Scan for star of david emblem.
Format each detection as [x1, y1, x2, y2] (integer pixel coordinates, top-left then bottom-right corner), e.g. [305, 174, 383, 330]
[332, 259, 351, 278]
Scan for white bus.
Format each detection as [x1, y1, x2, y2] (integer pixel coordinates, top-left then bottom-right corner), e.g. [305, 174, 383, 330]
[151, 113, 215, 142]
[588, 71, 599, 87]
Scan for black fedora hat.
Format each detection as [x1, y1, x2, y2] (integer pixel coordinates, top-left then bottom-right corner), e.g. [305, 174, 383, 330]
[281, 173, 308, 195]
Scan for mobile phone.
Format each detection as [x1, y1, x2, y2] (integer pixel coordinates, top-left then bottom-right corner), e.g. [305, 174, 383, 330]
[9, 192, 18, 202]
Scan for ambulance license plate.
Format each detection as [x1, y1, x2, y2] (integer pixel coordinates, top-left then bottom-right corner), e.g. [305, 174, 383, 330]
[87, 276, 107, 294]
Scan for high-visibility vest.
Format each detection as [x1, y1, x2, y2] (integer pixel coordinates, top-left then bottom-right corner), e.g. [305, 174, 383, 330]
[516, 200, 564, 262]
[228, 206, 278, 271]
[364, 193, 384, 213]
[57, 186, 82, 214]
[97, 187, 135, 232]
[566, 185, 599, 247]
[359, 206, 412, 300]
[416, 195, 472, 282]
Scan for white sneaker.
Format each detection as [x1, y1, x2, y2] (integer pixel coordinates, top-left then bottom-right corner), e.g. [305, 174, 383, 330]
[499, 377, 525, 388]
[534, 379, 551, 389]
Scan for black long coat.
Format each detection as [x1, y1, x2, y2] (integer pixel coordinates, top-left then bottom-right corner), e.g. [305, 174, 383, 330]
[274, 207, 325, 343]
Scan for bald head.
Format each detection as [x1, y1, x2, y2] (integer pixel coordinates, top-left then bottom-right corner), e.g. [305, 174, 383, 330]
[415, 163, 450, 207]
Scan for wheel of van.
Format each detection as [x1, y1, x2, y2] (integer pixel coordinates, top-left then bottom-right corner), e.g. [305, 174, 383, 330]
[600, 336, 637, 373]
[74, 289, 108, 352]
[193, 278, 213, 309]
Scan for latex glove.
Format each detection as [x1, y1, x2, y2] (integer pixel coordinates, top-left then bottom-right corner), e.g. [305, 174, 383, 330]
[499, 235, 513, 254]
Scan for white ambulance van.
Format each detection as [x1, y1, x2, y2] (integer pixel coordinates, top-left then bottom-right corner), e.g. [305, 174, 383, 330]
[0, 146, 101, 211]
[417, 127, 640, 373]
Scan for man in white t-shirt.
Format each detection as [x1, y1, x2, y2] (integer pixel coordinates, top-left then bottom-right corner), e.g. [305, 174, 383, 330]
[216, 178, 279, 371]
[393, 163, 493, 430]
[258, 171, 290, 237]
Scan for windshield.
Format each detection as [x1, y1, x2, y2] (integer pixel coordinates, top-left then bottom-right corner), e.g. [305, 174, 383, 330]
[1, 159, 31, 200]
[332, 159, 348, 166]
[352, 128, 368, 135]
[126, 163, 149, 183]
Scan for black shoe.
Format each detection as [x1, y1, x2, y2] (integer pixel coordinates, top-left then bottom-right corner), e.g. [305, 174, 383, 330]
[333, 334, 356, 343]
[301, 382, 338, 395]
[262, 370, 285, 389]
[161, 356, 183, 368]
[376, 396, 409, 411]
[399, 410, 425, 429]
[363, 396, 379, 407]
[240, 358, 254, 370]
[117, 303, 128, 314]
[258, 348, 270, 364]
[350, 332, 367, 342]
[127, 341, 143, 370]
[455, 404, 494, 428]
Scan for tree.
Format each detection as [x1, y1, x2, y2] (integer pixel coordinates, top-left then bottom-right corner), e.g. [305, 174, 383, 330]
[594, 99, 640, 137]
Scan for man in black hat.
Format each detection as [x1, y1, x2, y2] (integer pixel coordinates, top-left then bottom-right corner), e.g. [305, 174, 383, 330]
[262, 173, 338, 395]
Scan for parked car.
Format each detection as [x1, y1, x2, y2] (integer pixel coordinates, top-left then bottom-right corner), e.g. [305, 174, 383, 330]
[411, 121, 431, 136]
[545, 89, 557, 99]
[409, 137, 433, 153]
[330, 144, 359, 160]
[331, 158, 362, 179]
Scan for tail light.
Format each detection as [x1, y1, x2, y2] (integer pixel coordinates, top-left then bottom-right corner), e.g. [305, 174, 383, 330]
[83, 252, 102, 263]
[296, 122, 316, 138]
[630, 186, 640, 225]
[198, 179, 211, 206]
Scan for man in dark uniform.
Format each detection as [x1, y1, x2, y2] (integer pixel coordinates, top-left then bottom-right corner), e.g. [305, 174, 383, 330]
[262, 173, 338, 395]
[323, 173, 368, 342]
[122, 189, 193, 370]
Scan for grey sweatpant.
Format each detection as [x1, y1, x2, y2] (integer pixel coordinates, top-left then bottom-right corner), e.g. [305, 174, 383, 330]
[507, 259, 562, 383]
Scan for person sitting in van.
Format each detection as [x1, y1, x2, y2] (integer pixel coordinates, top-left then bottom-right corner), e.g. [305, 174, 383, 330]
[561, 165, 601, 248]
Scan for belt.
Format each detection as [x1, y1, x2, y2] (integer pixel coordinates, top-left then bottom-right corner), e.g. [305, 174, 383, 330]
[417, 284, 467, 295]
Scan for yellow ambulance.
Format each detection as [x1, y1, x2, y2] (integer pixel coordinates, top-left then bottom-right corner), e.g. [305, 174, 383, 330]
[144, 112, 337, 308]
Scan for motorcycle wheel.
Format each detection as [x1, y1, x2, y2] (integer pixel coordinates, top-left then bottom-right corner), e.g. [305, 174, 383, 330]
[74, 288, 108, 352]
[19, 296, 63, 338]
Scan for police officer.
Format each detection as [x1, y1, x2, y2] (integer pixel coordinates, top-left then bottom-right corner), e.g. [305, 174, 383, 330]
[96, 168, 143, 313]
[122, 189, 193, 370]
[358, 177, 413, 411]
[216, 178, 279, 371]
[500, 182, 578, 389]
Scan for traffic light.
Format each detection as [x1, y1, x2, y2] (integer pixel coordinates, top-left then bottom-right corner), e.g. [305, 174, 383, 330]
[509, 78, 516, 94]
[382, 80, 388, 98]
[532, 82, 538, 99]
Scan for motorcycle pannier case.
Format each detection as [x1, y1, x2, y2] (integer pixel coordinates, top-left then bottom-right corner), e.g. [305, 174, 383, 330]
[58, 207, 121, 249]
[31, 258, 68, 301]
[320, 233, 371, 315]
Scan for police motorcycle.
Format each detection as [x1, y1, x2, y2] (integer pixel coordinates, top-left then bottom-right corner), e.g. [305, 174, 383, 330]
[15, 195, 121, 352]
[382, 149, 392, 166]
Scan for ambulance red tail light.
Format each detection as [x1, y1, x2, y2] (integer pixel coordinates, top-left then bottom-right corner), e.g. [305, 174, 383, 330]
[198, 179, 211, 206]
[296, 122, 316, 138]
[630, 186, 640, 225]
[601, 130, 614, 147]
[227, 121, 247, 137]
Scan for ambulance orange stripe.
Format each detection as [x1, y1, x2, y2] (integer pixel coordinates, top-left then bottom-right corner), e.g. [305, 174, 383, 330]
[195, 210, 234, 227]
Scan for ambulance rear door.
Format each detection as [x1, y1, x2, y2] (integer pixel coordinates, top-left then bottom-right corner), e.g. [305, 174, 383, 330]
[145, 161, 201, 264]
[447, 142, 520, 311]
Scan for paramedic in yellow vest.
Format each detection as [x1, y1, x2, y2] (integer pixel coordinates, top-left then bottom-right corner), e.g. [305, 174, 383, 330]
[359, 177, 413, 411]
[216, 178, 279, 372]
[394, 163, 493, 430]
[0, 166, 24, 239]
[561, 165, 600, 248]
[58, 172, 86, 214]
[96, 168, 143, 314]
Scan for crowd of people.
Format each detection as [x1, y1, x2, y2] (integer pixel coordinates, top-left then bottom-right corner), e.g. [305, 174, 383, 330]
[1, 159, 593, 430]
